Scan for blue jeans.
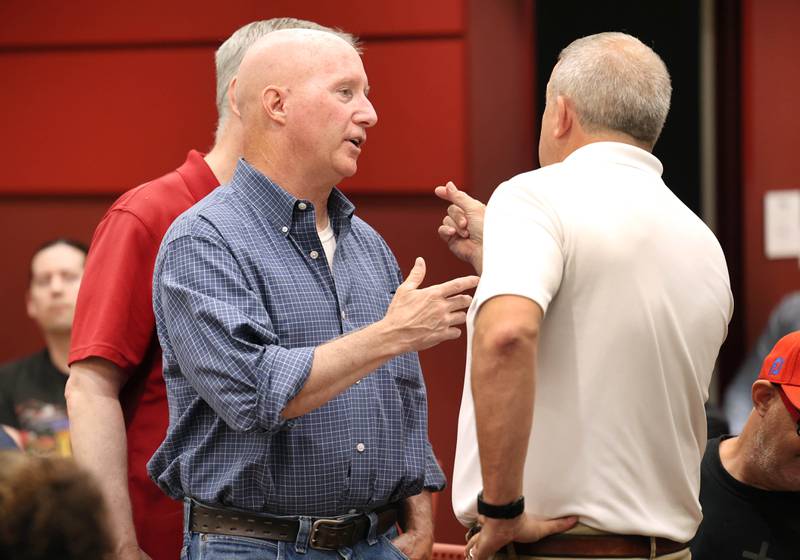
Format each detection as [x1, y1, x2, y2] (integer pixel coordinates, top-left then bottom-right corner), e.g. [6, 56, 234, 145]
[181, 502, 408, 560]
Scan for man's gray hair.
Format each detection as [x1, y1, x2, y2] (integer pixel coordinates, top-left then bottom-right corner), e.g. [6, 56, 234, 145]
[548, 32, 672, 146]
[214, 18, 360, 139]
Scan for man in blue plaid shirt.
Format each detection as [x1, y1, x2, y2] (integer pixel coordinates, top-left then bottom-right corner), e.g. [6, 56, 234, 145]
[149, 28, 478, 560]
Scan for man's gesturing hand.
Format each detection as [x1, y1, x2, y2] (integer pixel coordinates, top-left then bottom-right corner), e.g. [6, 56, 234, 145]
[384, 257, 479, 353]
[435, 181, 486, 274]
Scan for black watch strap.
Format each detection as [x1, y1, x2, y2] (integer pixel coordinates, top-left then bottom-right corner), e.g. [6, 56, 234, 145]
[476, 491, 525, 519]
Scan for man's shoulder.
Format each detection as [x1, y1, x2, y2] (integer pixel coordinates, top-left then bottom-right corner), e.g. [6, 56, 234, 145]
[350, 215, 394, 254]
[103, 152, 218, 233]
[494, 165, 564, 196]
[160, 185, 240, 246]
[350, 214, 380, 238]
[485, 166, 565, 214]
[702, 436, 723, 465]
[109, 170, 196, 223]
[0, 350, 48, 382]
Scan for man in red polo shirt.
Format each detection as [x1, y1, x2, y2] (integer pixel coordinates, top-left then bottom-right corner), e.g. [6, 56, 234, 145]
[65, 19, 359, 560]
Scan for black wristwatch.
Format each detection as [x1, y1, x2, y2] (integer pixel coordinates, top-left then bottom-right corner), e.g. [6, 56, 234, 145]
[476, 491, 525, 519]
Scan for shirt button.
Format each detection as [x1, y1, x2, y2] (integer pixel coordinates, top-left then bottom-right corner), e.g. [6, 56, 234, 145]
[341, 311, 346, 320]
[310, 250, 319, 259]
[298, 202, 308, 210]
[355, 379, 361, 385]
[280, 226, 289, 234]
[355, 442, 366, 453]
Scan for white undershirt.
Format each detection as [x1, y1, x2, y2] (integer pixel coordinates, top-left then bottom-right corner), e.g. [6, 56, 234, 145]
[318, 221, 336, 270]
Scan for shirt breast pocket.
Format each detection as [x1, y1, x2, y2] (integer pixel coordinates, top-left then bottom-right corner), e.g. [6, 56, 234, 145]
[346, 287, 394, 326]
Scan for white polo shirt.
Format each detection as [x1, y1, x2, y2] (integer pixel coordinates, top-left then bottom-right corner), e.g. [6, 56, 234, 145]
[452, 142, 733, 542]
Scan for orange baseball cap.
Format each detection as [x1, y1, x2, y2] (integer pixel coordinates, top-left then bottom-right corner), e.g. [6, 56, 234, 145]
[758, 331, 800, 409]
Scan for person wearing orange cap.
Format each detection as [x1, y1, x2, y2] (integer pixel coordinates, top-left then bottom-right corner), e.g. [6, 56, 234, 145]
[691, 331, 800, 559]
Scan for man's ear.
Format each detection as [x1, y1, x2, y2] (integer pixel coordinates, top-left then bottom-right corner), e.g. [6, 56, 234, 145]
[25, 290, 35, 321]
[553, 95, 573, 139]
[752, 380, 778, 417]
[228, 77, 241, 118]
[261, 86, 288, 124]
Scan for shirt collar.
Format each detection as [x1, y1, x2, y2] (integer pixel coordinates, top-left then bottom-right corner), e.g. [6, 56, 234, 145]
[176, 150, 220, 202]
[563, 141, 664, 177]
[229, 158, 356, 233]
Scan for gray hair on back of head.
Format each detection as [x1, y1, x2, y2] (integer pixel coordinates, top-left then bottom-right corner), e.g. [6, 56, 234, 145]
[214, 18, 361, 140]
[548, 32, 672, 146]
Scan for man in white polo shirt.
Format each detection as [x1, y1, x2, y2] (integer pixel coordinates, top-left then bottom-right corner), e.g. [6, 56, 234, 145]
[437, 32, 733, 559]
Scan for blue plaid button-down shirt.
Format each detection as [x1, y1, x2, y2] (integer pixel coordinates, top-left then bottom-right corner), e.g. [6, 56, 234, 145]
[148, 159, 445, 515]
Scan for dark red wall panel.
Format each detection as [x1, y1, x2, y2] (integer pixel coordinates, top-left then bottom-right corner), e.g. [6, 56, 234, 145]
[741, 0, 800, 344]
[342, 40, 467, 193]
[0, 0, 463, 46]
[0, 197, 113, 361]
[0, 48, 218, 193]
[1, 40, 465, 195]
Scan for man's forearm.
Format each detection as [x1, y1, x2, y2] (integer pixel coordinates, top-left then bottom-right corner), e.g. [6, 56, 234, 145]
[66, 360, 141, 558]
[401, 490, 435, 534]
[392, 491, 435, 560]
[282, 318, 403, 418]
[471, 296, 542, 504]
[283, 260, 477, 419]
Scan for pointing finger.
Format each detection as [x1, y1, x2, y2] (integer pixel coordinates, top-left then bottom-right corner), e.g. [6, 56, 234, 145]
[432, 275, 480, 297]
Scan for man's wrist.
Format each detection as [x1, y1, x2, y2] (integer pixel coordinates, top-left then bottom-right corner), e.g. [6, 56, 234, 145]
[471, 251, 483, 275]
[373, 317, 410, 356]
[477, 491, 525, 519]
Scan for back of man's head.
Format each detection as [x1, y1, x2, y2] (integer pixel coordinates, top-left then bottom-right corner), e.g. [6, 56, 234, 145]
[548, 32, 671, 147]
[0, 452, 110, 559]
[213, 18, 359, 140]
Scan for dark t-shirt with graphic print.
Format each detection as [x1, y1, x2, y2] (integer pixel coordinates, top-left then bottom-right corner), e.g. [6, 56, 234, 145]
[0, 349, 70, 456]
[691, 436, 800, 560]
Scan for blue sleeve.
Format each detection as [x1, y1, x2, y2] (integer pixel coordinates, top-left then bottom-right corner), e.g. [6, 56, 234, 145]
[0, 427, 19, 450]
[155, 230, 313, 435]
[424, 441, 447, 491]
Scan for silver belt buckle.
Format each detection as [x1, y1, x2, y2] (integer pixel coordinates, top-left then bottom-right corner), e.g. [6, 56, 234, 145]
[310, 517, 348, 550]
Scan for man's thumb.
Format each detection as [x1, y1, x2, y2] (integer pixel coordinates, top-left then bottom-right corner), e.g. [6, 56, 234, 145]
[402, 257, 426, 290]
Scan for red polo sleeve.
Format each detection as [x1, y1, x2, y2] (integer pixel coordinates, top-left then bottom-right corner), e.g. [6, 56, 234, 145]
[69, 208, 160, 373]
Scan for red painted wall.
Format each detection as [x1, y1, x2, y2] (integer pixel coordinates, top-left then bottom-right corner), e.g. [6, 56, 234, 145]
[0, 0, 535, 544]
[741, 0, 800, 345]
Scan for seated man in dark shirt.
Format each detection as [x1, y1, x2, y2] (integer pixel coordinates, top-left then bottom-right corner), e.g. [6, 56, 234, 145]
[691, 331, 800, 560]
[0, 239, 86, 455]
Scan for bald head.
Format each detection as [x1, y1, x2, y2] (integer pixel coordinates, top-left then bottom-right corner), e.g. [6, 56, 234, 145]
[234, 29, 361, 122]
[231, 27, 377, 191]
[212, 18, 359, 141]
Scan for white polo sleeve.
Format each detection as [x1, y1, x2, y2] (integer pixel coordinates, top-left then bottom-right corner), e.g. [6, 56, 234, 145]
[474, 176, 564, 314]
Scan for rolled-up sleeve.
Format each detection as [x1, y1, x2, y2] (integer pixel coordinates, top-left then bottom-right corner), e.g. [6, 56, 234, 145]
[423, 441, 447, 491]
[155, 231, 313, 434]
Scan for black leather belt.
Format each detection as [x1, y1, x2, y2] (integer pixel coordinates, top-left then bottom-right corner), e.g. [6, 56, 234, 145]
[189, 501, 400, 551]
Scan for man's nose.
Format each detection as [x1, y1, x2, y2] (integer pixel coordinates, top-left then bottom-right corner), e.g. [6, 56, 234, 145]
[49, 275, 65, 293]
[357, 97, 378, 128]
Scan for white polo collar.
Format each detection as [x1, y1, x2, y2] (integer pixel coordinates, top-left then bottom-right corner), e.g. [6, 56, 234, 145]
[563, 141, 663, 177]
